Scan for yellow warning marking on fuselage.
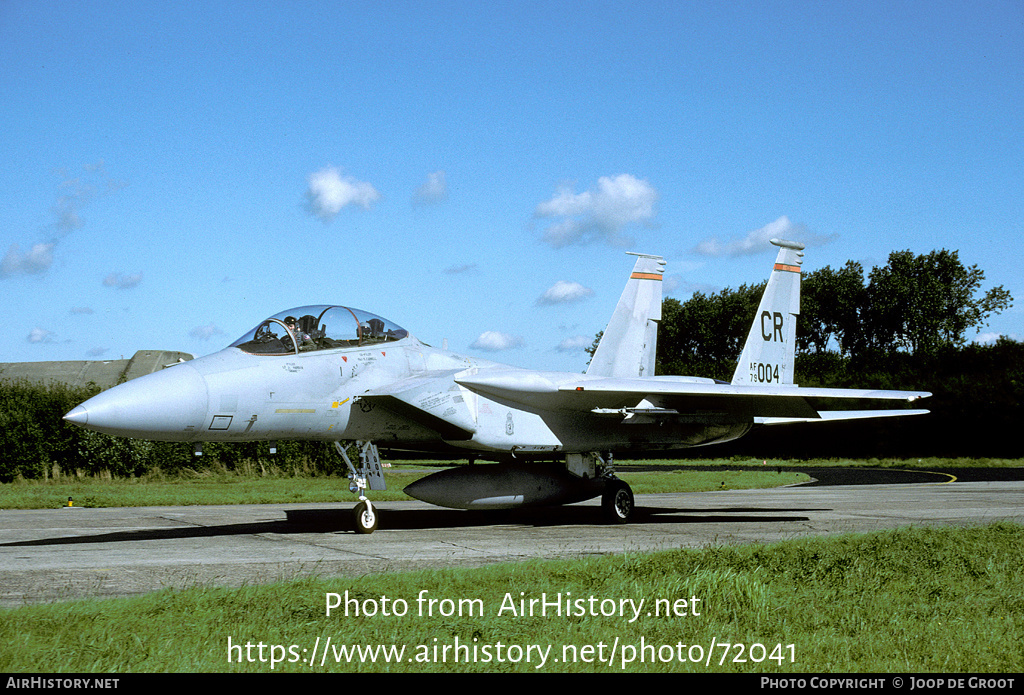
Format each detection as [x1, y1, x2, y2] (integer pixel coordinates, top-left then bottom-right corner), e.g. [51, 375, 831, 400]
[275, 409, 316, 413]
[332, 399, 350, 408]
[630, 272, 663, 280]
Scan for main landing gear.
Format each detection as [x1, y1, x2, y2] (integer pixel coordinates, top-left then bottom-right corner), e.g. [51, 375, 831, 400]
[601, 477, 635, 524]
[335, 441, 386, 534]
[568, 452, 635, 524]
[334, 444, 636, 532]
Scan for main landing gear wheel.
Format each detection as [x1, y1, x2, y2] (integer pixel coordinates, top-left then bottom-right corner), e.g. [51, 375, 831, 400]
[601, 478, 634, 524]
[353, 500, 378, 534]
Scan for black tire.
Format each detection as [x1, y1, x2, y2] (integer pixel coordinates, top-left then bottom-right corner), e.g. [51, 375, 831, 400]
[601, 479, 634, 523]
[353, 501, 378, 534]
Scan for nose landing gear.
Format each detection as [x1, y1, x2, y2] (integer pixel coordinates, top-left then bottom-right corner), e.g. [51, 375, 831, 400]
[335, 441, 386, 534]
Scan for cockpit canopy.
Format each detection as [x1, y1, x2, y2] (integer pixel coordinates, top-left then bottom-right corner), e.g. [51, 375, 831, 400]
[230, 305, 409, 356]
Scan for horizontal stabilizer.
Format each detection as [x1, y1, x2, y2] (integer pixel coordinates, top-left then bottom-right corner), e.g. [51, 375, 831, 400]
[559, 378, 930, 403]
[456, 369, 930, 421]
[756, 409, 931, 425]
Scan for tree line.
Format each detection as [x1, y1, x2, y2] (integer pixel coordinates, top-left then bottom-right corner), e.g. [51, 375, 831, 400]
[650, 248, 1020, 458]
[657, 248, 1011, 378]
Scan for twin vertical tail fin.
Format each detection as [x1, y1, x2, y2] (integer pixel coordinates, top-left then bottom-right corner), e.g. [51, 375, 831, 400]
[588, 240, 802, 383]
[731, 239, 805, 386]
[587, 253, 666, 378]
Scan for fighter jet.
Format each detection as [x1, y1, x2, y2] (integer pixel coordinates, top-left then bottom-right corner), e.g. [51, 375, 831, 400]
[64, 239, 929, 533]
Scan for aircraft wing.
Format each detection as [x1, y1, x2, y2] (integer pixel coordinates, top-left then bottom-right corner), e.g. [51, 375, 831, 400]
[357, 370, 476, 441]
[455, 371, 930, 422]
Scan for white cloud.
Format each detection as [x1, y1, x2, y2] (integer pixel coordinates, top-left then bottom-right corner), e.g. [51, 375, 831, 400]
[27, 327, 56, 344]
[693, 216, 835, 257]
[3, 164, 127, 283]
[53, 202, 84, 235]
[536, 280, 594, 306]
[103, 272, 143, 289]
[973, 332, 1017, 345]
[413, 170, 448, 205]
[1, 242, 55, 278]
[305, 166, 380, 222]
[52, 169, 103, 237]
[470, 331, 524, 351]
[556, 335, 593, 352]
[661, 273, 684, 295]
[535, 174, 658, 248]
[190, 323, 225, 341]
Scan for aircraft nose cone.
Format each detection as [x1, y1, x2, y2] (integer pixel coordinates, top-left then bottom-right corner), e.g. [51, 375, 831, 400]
[63, 405, 89, 426]
[63, 363, 209, 441]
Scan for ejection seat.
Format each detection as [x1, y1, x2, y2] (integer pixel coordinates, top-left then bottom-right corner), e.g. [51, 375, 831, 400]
[298, 314, 326, 349]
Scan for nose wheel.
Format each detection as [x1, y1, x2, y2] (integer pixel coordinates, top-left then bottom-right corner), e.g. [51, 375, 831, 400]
[353, 500, 378, 534]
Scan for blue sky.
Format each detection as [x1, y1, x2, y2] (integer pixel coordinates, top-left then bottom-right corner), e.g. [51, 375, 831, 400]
[2, 0, 1021, 373]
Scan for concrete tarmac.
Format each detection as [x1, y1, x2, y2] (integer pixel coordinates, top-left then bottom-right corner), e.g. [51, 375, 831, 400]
[2, 480, 1022, 607]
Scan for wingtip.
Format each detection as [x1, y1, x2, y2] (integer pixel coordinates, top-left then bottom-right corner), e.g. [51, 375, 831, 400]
[770, 238, 805, 250]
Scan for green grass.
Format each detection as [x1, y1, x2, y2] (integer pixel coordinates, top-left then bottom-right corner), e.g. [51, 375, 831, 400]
[1, 523, 1020, 673]
[0, 464, 809, 509]
[5, 453, 1022, 509]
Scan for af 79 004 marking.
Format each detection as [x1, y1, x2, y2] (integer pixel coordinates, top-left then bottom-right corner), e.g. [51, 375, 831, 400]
[748, 362, 782, 384]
